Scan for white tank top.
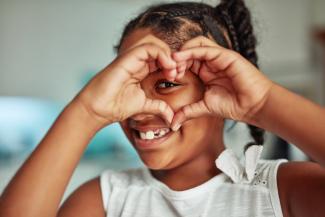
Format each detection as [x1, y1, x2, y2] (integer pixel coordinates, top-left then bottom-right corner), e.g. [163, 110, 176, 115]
[100, 159, 287, 217]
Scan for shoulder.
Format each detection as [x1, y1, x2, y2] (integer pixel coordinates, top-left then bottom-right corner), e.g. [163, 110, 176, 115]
[277, 161, 325, 217]
[57, 168, 147, 217]
[57, 177, 105, 217]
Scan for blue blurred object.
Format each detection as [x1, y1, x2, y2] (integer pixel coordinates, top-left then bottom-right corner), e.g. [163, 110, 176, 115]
[85, 122, 136, 157]
[0, 96, 136, 159]
[0, 97, 63, 157]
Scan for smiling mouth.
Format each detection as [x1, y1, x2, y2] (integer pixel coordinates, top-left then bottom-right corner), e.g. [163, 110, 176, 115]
[136, 128, 170, 140]
[131, 127, 174, 150]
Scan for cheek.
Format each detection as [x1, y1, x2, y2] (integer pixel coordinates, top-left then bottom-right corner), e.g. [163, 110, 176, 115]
[140, 72, 205, 112]
[179, 116, 223, 157]
[158, 79, 205, 112]
[167, 74, 205, 111]
[182, 117, 215, 143]
[164, 87, 203, 111]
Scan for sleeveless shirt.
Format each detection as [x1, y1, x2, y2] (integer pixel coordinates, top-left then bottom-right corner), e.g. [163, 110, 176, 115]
[100, 159, 287, 217]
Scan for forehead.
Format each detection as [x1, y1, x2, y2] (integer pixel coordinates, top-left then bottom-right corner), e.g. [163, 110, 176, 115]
[119, 28, 155, 52]
[119, 23, 204, 53]
[119, 27, 229, 55]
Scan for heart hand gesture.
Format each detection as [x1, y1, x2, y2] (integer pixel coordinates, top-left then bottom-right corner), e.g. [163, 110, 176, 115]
[76, 40, 177, 129]
[171, 36, 273, 130]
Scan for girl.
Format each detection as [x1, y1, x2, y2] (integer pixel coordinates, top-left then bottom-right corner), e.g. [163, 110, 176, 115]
[0, 1, 324, 217]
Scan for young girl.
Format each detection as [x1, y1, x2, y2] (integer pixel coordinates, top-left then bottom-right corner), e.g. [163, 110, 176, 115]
[0, 1, 324, 217]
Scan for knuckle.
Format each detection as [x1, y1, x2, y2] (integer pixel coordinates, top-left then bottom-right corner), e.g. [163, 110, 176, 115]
[136, 43, 156, 52]
[228, 50, 240, 58]
[183, 105, 191, 116]
[195, 35, 207, 41]
[190, 103, 197, 111]
[143, 43, 155, 49]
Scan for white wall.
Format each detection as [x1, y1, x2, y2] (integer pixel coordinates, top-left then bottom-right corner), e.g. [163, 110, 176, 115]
[312, 0, 325, 27]
[0, 0, 143, 102]
[0, 0, 320, 103]
[249, 0, 310, 67]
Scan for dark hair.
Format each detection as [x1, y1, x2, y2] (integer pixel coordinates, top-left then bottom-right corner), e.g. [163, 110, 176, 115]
[116, 0, 264, 149]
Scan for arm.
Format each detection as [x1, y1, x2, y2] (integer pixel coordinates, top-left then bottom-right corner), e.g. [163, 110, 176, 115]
[0, 100, 103, 217]
[277, 162, 325, 217]
[251, 83, 325, 166]
[0, 40, 176, 217]
[170, 35, 325, 217]
[170, 36, 325, 166]
[57, 177, 105, 217]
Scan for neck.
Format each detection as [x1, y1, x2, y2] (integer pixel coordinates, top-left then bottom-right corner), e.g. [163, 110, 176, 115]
[151, 144, 225, 191]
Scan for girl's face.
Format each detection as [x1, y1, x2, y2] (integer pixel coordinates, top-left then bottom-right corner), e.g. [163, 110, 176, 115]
[120, 28, 225, 170]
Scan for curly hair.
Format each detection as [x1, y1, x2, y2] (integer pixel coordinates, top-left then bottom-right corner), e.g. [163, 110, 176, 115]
[115, 0, 265, 149]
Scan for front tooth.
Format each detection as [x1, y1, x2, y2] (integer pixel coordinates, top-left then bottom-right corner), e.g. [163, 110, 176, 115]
[146, 131, 155, 140]
[140, 132, 147, 140]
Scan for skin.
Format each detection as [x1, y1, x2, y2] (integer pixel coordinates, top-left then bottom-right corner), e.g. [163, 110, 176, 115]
[119, 29, 225, 189]
[0, 28, 324, 217]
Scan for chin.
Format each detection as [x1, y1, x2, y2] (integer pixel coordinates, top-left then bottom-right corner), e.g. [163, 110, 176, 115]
[137, 149, 177, 170]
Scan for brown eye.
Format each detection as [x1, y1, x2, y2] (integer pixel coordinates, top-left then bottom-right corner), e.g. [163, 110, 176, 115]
[156, 81, 180, 89]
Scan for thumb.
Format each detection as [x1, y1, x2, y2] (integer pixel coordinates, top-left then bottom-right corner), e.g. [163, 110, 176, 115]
[171, 100, 210, 131]
[141, 99, 174, 125]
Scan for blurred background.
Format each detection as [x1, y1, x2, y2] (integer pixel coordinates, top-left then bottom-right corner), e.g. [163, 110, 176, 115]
[1, 0, 324, 200]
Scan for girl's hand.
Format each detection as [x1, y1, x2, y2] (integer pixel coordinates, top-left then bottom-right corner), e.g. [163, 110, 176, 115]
[75, 40, 177, 129]
[171, 36, 273, 130]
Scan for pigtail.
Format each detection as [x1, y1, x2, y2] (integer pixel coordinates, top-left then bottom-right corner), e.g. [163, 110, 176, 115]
[215, 0, 258, 66]
[215, 0, 265, 148]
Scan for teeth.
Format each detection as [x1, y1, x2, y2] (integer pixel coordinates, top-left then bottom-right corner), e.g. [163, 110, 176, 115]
[146, 131, 155, 140]
[138, 128, 170, 140]
[159, 130, 165, 137]
[139, 132, 146, 140]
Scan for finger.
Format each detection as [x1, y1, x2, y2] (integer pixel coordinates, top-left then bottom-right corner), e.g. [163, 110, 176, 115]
[180, 36, 220, 51]
[162, 68, 177, 81]
[140, 44, 176, 70]
[177, 36, 220, 77]
[143, 44, 177, 80]
[173, 47, 237, 73]
[171, 100, 210, 131]
[198, 63, 218, 83]
[173, 59, 194, 80]
[173, 46, 220, 62]
[119, 34, 172, 56]
[124, 43, 176, 78]
[191, 60, 201, 75]
[175, 61, 187, 79]
[141, 99, 174, 125]
[148, 60, 158, 73]
[154, 60, 177, 81]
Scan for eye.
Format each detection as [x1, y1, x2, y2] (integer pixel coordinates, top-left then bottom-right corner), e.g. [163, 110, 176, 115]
[156, 80, 180, 89]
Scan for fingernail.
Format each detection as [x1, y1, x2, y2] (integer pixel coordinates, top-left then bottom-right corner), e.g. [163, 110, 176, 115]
[172, 123, 181, 132]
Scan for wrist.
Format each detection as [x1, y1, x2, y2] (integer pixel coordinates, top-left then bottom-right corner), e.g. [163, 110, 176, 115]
[64, 98, 110, 135]
[243, 82, 277, 127]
